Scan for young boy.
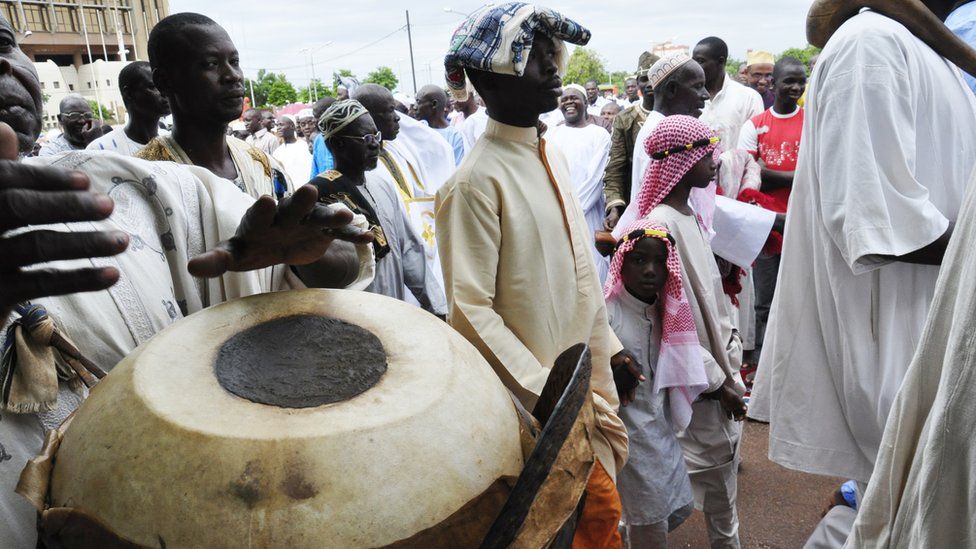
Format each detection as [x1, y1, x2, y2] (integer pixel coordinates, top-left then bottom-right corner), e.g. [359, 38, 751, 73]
[604, 219, 709, 548]
[635, 115, 747, 548]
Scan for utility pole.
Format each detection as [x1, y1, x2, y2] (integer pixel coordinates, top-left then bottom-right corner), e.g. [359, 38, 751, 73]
[405, 10, 418, 94]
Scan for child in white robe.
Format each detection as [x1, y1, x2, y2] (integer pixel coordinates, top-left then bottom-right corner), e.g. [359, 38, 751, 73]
[604, 219, 708, 548]
[635, 115, 748, 549]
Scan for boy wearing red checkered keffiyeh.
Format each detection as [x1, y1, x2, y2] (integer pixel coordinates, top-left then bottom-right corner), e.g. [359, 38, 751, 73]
[604, 219, 707, 546]
[638, 114, 748, 548]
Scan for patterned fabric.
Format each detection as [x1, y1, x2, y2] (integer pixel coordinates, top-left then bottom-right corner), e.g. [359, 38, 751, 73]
[444, 1, 591, 100]
[636, 115, 720, 219]
[318, 99, 369, 139]
[647, 52, 693, 90]
[603, 218, 707, 430]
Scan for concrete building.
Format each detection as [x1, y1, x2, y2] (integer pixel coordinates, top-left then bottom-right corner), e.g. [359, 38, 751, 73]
[0, 1, 169, 129]
[651, 40, 690, 58]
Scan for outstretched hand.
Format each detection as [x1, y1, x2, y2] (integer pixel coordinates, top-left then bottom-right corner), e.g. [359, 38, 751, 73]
[187, 184, 372, 278]
[0, 122, 128, 322]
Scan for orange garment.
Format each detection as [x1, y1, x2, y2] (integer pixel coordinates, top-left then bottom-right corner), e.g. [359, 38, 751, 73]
[572, 461, 623, 549]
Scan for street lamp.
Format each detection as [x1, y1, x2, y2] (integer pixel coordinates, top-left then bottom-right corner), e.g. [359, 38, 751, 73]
[299, 41, 334, 102]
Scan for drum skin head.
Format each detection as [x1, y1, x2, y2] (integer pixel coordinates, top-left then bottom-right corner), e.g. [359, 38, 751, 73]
[46, 289, 526, 548]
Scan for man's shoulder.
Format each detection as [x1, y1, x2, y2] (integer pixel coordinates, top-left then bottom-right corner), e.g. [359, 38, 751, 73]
[828, 11, 920, 60]
[318, 169, 344, 182]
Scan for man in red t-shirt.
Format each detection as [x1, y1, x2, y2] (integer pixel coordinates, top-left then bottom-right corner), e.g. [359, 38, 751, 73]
[736, 56, 807, 365]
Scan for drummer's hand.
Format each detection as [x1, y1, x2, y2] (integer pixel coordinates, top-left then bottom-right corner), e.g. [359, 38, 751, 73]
[611, 349, 646, 407]
[188, 184, 372, 278]
[0, 122, 128, 322]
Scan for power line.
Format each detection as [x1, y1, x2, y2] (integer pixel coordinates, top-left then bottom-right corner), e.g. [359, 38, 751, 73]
[242, 25, 407, 73]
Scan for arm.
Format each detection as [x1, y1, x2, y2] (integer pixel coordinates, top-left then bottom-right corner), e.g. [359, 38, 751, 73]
[436, 182, 549, 403]
[760, 166, 795, 192]
[394, 193, 441, 315]
[602, 116, 630, 228]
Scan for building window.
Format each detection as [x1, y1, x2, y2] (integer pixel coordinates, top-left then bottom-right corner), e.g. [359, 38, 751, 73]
[40, 82, 45, 89]
[53, 81, 60, 89]
[106, 79, 110, 87]
[68, 84, 74, 91]
[87, 82, 91, 89]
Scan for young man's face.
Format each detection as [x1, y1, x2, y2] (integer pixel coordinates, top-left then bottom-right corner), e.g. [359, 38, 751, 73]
[558, 90, 586, 124]
[243, 110, 262, 134]
[126, 68, 171, 119]
[519, 35, 563, 115]
[624, 79, 639, 100]
[584, 80, 599, 104]
[692, 44, 725, 87]
[158, 24, 245, 126]
[298, 117, 316, 138]
[600, 103, 619, 122]
[621, 237, 668, 303]
[774, 65, 807, 108]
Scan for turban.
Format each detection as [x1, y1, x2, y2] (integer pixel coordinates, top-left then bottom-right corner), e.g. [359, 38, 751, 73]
[563, 83, 586, 98]
[635, 115, 720, 219]
[648, 52, 693, 91]
[444, 2, 591, 100]
[746, 50, 775, 67]
[636, 51, 660, 77]
[318, 99, 369, 139]
[603, 219, 707, 430]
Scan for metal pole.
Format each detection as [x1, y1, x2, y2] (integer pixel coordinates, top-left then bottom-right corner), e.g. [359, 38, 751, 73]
[248, 78, 256, 109]
[96, 8, 110, 61]
[111, 0, 127, 62]
[310, 54, 318, 102]
[14, 0, 28, 33]
[80, 5, 104, 122]
[405, 10, 417, 94]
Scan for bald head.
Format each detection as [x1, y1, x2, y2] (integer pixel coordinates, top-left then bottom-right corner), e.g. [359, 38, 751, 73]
[59, 95, 90, 115]
[352, 83, 399, 140]
[415, 85, 450, 126]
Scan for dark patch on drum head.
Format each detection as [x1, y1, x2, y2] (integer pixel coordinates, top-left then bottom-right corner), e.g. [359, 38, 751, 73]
[215, 314, 387, 408]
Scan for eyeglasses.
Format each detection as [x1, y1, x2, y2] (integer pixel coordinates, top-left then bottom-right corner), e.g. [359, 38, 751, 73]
[61, 111, 93, 121]
[339, 131, 382, 146]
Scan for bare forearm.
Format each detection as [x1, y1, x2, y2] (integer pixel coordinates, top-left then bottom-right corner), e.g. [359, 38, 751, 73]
[293, 241, 360, 288]
[891, 224, 954, 266]
[760, 167, 794, 191]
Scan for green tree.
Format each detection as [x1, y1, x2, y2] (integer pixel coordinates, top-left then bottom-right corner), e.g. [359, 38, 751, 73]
[364, 66, 399, 91]
[564, 47, 608, 86]
[267, 78, 298, 106]
[88, 99, 114, 121]
[298, 78, 333, 103]
[779, 45, 822, 73]
[725, 58, 744, 77]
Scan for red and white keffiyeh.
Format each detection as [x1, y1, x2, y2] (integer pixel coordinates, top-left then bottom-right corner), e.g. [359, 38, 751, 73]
[604, 218, 708, 430]
[635, 115, 721, 220]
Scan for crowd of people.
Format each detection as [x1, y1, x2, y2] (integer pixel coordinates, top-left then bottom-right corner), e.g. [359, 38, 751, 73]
[1, 0, 976, 547]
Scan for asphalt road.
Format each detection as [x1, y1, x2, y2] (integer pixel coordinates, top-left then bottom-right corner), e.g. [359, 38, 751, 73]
[667, 421, 843, 548]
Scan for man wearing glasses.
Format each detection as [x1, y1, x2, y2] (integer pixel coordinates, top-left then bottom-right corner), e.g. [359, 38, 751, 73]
[312, 99, 444, 316]
[38, 95, 96, 156]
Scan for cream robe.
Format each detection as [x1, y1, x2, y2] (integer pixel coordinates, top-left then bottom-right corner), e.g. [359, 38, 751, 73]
[138, 134, 294, 201]
[748, 11, 976, 482]
[435, 118, 628, 478]
[846, 167, 976, 547]
[0, 151, 333, 548]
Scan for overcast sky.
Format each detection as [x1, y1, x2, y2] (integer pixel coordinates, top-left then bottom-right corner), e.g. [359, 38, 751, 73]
[169, 0, 813, 93]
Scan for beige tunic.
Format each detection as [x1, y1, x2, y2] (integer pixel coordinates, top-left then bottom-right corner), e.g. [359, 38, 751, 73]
[846, 166, 976, 547]
[435, 118, 628, 478]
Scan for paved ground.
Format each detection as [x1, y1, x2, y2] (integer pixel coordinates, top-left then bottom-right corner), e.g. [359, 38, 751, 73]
[667, 421, 843, 548]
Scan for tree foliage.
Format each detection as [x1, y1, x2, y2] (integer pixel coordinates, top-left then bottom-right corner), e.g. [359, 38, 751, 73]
[779, 45, 822, 72]
[564, 47, 607, 86]
[267, 78, 298, 106]
[88, 99, 114, 121]
[297, 78, 333, 103]
[364, 66, 399, 91]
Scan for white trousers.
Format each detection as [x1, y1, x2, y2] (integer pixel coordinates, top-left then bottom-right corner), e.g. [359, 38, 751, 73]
[678, 399, 742, 549]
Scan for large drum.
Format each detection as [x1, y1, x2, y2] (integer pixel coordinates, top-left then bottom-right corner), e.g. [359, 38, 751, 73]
[23, 289, 592, 548]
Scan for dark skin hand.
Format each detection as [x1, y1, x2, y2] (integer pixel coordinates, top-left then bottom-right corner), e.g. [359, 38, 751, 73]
[705, 378, 747, 421]
[883, 224, 954, 266]
[605, 206, 623, 230]
[611, 349, 646, 406]
[187, 184, 373, 281]
[0, 121, 128, 321]
[758, 159, 795, 192]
